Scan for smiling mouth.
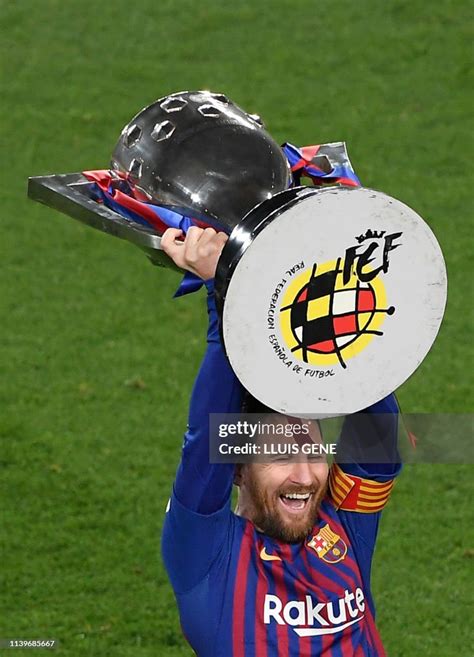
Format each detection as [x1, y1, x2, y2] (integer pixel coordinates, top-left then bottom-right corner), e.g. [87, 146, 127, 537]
[279, 492, 313, 513]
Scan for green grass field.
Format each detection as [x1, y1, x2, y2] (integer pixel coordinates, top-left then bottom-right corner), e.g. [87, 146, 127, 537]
[1, 1, 473, 655]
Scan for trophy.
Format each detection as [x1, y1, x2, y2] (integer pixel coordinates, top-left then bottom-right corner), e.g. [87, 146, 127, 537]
[28, 90, 447, 418]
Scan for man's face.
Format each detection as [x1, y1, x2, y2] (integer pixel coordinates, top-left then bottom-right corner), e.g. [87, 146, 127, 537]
[237, 424, 329, 543]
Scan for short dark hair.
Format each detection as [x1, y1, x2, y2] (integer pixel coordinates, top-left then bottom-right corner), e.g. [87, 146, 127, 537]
[241, 391, 323, 436]
[240, 391, 275, 415]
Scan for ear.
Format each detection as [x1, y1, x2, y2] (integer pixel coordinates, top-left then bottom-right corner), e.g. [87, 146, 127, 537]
[233, 464, 243, 487]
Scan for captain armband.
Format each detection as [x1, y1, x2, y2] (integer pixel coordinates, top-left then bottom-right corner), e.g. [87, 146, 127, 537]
[329, 463, 395, 513]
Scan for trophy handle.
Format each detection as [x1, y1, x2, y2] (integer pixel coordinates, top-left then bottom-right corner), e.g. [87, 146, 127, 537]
[27, 173, 182, 271]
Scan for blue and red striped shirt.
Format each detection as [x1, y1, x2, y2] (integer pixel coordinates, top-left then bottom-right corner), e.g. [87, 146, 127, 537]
[162, 282, 400, 657]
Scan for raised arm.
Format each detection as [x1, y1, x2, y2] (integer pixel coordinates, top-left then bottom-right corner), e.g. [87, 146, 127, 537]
[173, 275, 243, 513]
[335, 393, 401, 482]
[161, 228, 244, 593]
[329, 395, 402, 610]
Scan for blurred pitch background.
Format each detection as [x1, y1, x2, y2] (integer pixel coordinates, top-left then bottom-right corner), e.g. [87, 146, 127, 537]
[0, 1, 472, 655]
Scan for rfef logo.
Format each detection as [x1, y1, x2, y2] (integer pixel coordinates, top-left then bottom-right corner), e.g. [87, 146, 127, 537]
[278, 231, 401, 370]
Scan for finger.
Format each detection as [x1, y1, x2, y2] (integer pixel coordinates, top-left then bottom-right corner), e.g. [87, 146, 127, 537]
[197, 236, 227, 266]
[185, 226, 205, 247]
[215, 231, 229, 245]
[211, 231, 229, 257]
[198, 230, 228, 254]
[197, 227, 219, 247]
[161, 227, 183, 248]
[161, 228, 184, 258]
[184, 226, 206, 263]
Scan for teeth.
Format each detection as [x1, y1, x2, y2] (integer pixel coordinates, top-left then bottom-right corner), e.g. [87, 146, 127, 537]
[283, 493, 311, 500]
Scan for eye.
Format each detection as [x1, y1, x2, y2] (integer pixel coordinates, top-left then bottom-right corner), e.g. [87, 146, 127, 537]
[307, 454, 326, 464]
[271, 456, 292, 464]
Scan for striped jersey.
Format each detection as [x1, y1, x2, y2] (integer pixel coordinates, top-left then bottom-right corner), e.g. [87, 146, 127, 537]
[162, 282, 400, 657]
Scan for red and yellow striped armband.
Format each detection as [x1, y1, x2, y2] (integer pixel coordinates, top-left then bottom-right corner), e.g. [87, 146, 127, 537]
[329, 463, 395, 513]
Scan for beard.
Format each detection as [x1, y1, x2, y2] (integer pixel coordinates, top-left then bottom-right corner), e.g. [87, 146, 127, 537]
[245, 473, 328, 544]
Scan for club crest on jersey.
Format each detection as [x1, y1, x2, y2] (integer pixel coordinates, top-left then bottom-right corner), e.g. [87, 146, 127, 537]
[308, 524, 347, 564]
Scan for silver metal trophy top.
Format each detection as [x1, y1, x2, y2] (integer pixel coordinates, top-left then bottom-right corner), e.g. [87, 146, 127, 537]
[110, 90, 291, 229]
[27, 91, 447, 417]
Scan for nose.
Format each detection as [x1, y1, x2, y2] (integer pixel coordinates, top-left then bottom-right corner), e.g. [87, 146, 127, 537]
[288, 460, 315, 487]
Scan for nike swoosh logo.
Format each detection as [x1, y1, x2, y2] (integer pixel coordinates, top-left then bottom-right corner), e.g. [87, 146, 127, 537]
[260, 547, 282, 562]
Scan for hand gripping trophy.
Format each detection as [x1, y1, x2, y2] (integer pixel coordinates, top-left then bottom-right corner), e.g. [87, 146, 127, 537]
[28, 90, 447, 417]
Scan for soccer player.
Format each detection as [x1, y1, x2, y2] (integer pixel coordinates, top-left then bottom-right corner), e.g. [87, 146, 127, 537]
[161, 226, 401, 657]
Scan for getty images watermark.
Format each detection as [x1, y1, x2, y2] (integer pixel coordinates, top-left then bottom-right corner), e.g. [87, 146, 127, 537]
[209, 413, 474, 464]
[210, 414, 337, 463]
[215, 418, 337, 460]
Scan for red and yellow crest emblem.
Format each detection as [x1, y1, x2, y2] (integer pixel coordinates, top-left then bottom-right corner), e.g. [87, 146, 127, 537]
[308, 524, 347, 564]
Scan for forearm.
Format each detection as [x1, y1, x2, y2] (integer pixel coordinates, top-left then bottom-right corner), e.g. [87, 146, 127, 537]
[173, 280, 244, 513]
[336, 393, 401, 480]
